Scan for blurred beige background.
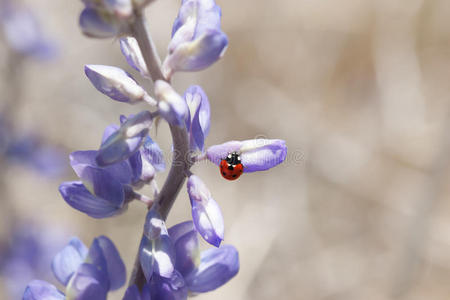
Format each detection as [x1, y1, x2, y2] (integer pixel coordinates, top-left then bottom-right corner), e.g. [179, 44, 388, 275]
[2, 0, 450, 299]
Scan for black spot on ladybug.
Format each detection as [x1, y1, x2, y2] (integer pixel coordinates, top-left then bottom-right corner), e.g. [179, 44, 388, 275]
[232, 174, 237, 178]
[240, 169, 243, 173]
[228, 165, 234, 170]
[222, 172, 226, 176]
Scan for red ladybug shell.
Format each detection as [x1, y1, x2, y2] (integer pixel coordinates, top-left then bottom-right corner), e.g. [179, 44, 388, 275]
[219, 152, 244, 180]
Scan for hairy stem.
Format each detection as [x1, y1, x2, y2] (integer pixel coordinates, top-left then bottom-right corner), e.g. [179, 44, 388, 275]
[129, 9, 192, 289]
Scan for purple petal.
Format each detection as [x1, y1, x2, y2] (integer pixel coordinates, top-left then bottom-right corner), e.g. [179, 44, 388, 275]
[164, 28, 227, 76]
[140, 210, 175, 280]
[154, 80, 188, 128]
[185, 245, 239, 293]
[128, 151, 143, 184]
[101, 125, 120, 143]
[96, 112, 151, 167]
[79, 8, 119, 39]
[168, 221, 200, 277]
[150, 271, 188, 300]
[85, 65, 150, 103]
[171, 0, 222, 41]
[51, 237, 88, 286]
[70, 150, 134, 185]
[141, 136, 165, 172]
[206, 139, 287, 172]
[66, 263, 109, 299]
[120, 37, 150, 78]
[88, 236, 126, 290]
[184, 85, 210, 151]
[59, 181, 124, 218]
[23, 280, 65, 300]
[187, 175, 224, 247]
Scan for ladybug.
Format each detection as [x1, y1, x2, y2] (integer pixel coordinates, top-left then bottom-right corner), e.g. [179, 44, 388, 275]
[219, 152, 244, 180]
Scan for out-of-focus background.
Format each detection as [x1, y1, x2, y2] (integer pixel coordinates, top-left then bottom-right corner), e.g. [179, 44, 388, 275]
[1, 0, 450, 299]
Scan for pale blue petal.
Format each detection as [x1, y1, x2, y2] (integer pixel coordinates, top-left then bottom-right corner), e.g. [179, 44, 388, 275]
[51, 237, 88, 286]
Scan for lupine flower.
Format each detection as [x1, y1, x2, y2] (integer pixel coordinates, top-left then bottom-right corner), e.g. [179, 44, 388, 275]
[0, 2, 57, 60]
[24, 236, 126, 300]
[129, 220, 238, 299]
[59, 122, 144, 218]
[85, 65, 154, 104]
[79, 0, 133, 39]
[154, 80, 189, 127]
[184, 85, 210, 152]
[187, 175, 224, 247]
[59, 112, 165, 218]
[163, 0, 228, 78]
[207, 139, 287, 172]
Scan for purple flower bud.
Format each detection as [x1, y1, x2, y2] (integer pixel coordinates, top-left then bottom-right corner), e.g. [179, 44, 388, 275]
[96, 111, 152, 166]
[185, 245, 239, 293]
[120, 37, 150, 79]
[168, 221, 200, 278]
[23, 280, 65, 300]
[65, 263, 109, 299]
[140, 210, 176, 280]
[163, 0, 228, 77]
[184, 85, 210, 152]
[51, 237, 88, 286]
[79, 8, 121, 38]
[207, 139, 287, 172]
[187, 175, 224, 247]
[154, 80, 189, 127]
[85, 65, 153, 104]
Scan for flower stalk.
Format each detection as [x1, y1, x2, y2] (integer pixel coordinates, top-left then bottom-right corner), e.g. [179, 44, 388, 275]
[129, 8, 193, 289]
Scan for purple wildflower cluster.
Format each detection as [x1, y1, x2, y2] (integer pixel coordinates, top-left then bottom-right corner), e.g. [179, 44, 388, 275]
[24, 0, 287, 299]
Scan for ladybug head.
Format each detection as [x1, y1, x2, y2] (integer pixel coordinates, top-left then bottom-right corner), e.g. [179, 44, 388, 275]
[225, 152, 241, 165]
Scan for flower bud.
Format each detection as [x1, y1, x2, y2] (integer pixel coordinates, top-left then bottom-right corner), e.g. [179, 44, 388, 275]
[163, 0, 228, 77]
[85, 65, 153, 104]
[120, 37, 150, 78]
[187, 175, 224, 247]
[154, 80, 188, 127]
[140, 210, 175, 280]
[184, 85, 210, 152]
